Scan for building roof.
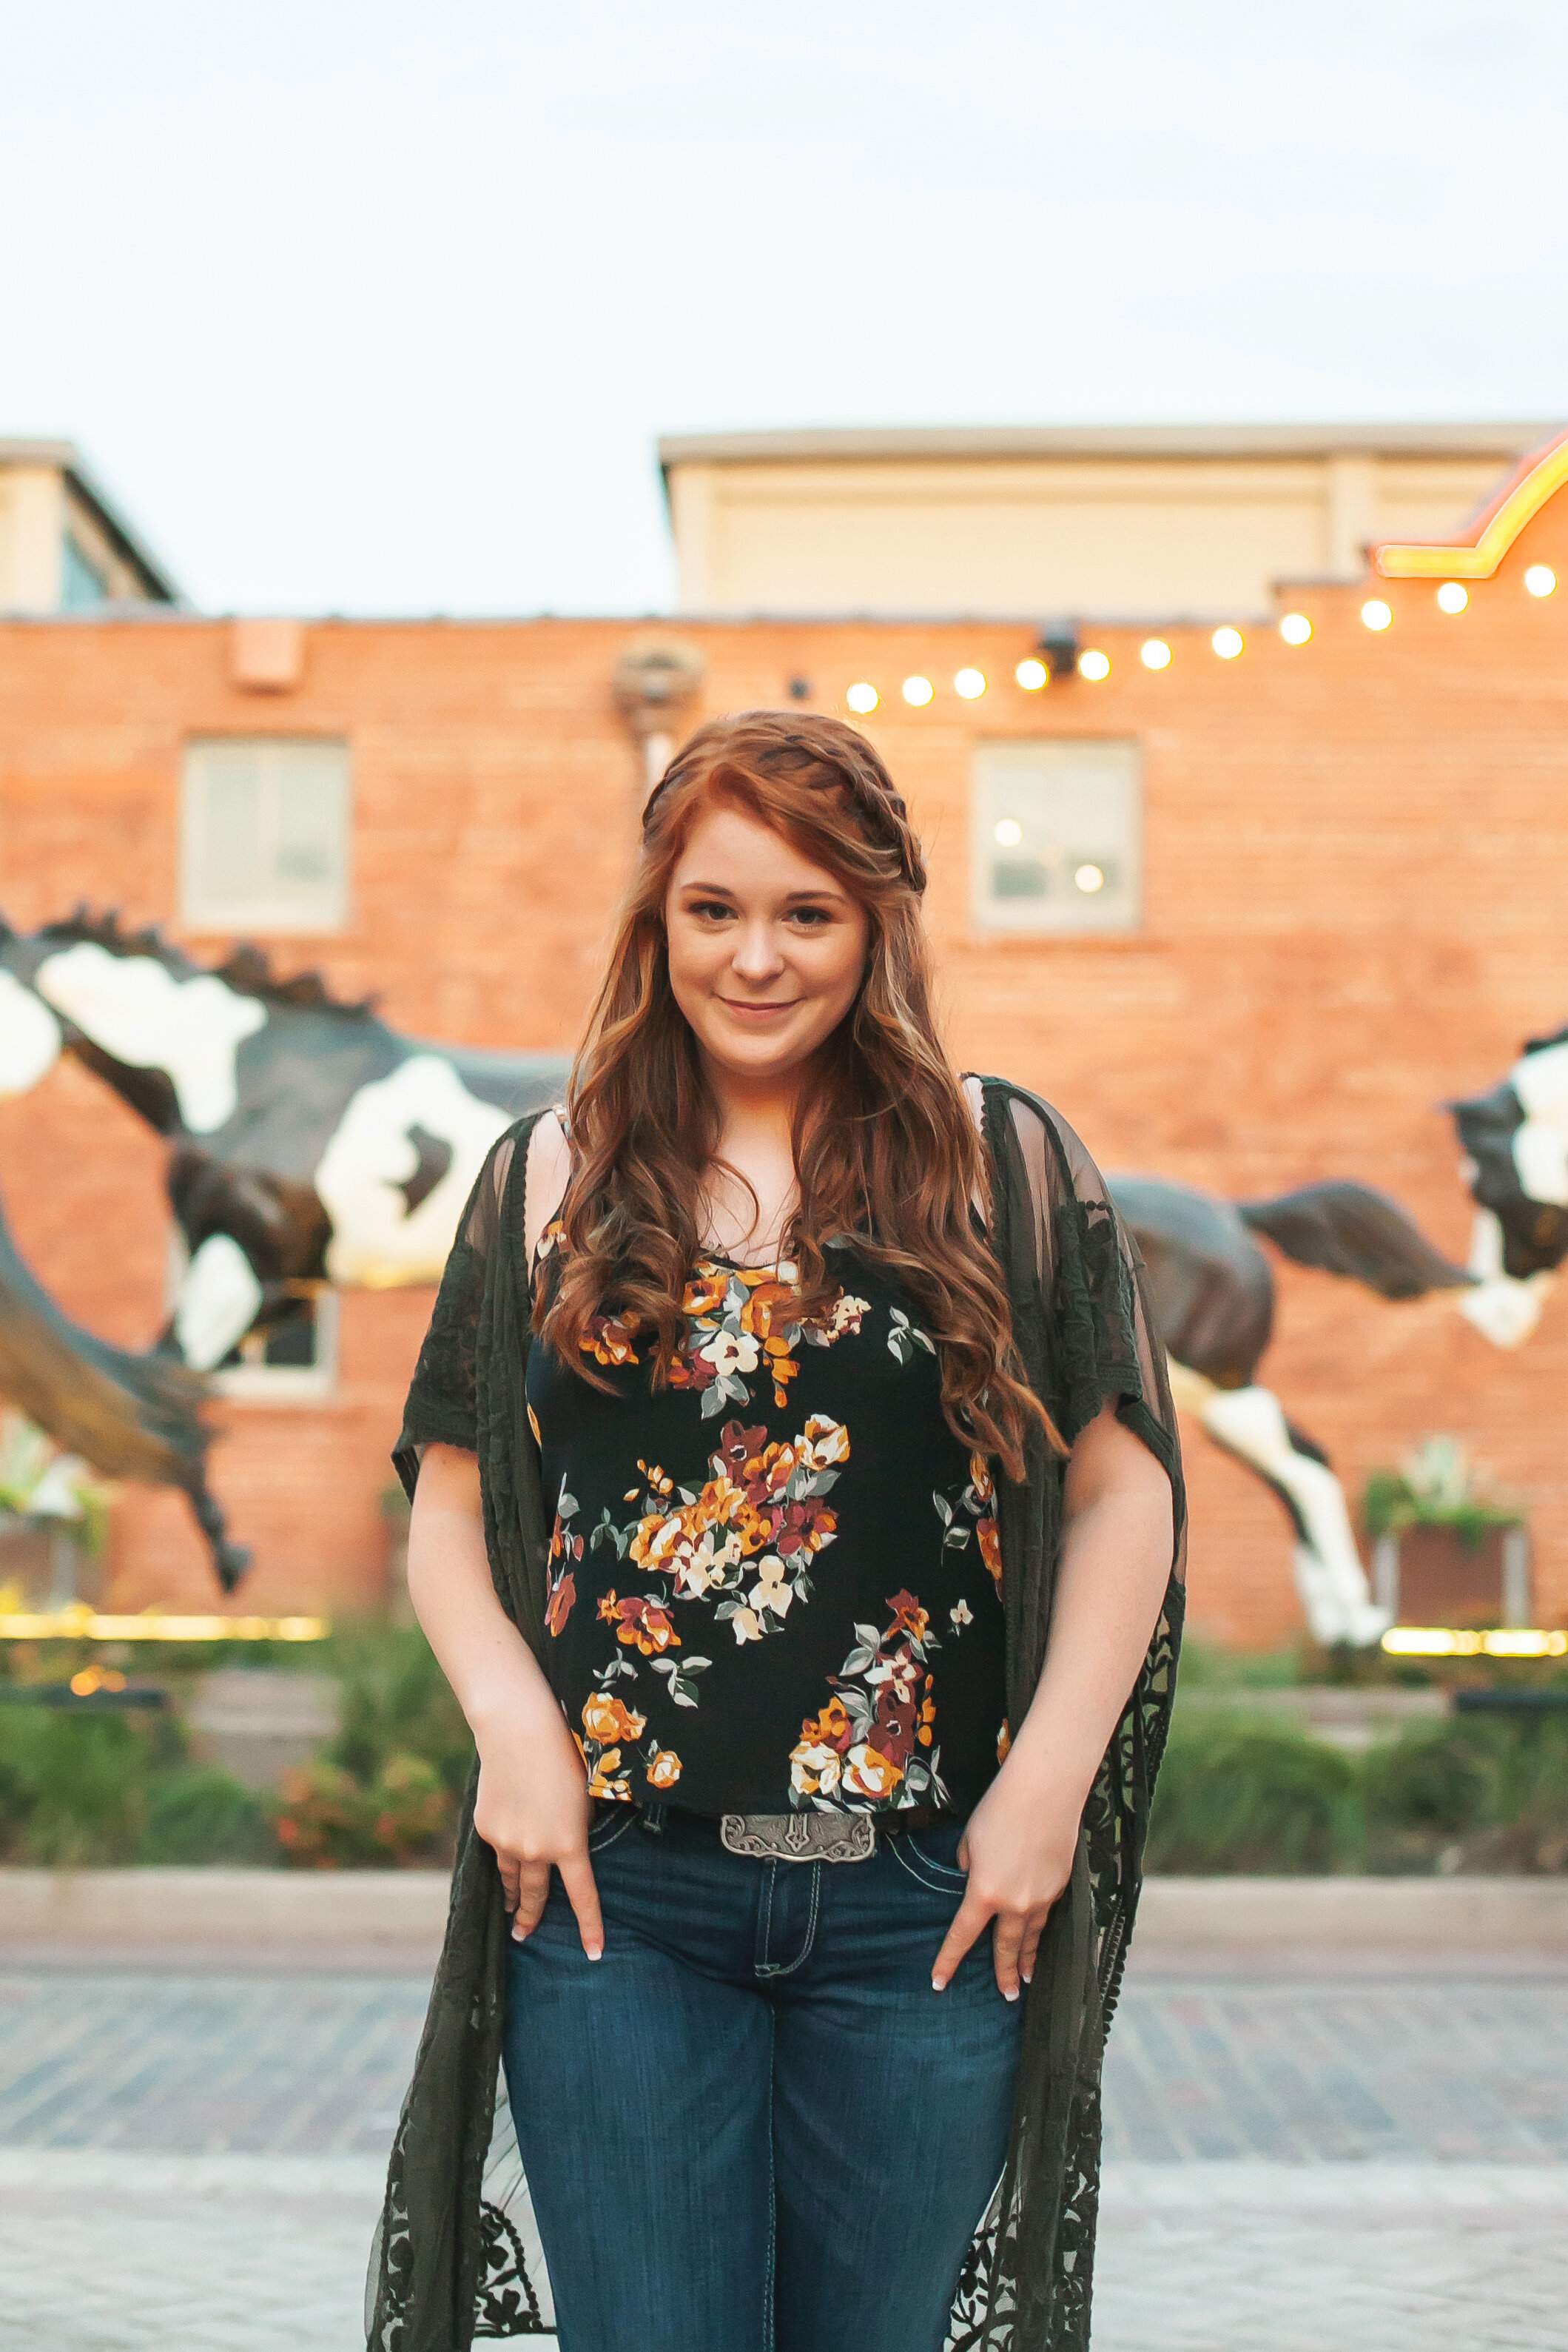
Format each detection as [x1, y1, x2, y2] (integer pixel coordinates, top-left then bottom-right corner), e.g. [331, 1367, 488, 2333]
[659, 420, 1564, 477]
[0, 438, 183, 605]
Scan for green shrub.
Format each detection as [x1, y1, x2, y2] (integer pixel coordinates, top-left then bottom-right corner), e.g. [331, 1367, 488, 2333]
[1363, 1724, 1498, 1836]
[323, 1622, 474, 1797]
[274, 1750, 454, 1868]
[0, 1708, 150, 1865]
[141, 1766, 273, 1865]
[1147, 1714, 1361, 1873]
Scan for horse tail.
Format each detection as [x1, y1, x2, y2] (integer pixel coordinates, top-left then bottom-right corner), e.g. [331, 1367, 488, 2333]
[1236, 1181, 1474, 1301]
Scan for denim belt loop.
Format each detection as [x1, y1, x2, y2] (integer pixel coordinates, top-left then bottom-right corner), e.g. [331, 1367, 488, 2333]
[639, 1798, 669, 1834]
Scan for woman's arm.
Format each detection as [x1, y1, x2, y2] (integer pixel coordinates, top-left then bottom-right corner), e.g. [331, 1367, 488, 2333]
[931, 1400, 1174, 2000]
[407, 1441, 604, 1957]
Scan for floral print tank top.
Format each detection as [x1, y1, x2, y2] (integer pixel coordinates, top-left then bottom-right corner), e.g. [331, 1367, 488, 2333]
[525, 1228, 1007, 1819]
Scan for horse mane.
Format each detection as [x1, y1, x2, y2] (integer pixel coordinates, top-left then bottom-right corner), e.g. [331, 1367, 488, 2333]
[18, 907, 377, 1018]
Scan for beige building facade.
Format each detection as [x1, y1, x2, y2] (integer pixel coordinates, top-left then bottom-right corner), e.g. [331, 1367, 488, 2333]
[660, 422, 1559, 623]
[0, 441, 179, 613]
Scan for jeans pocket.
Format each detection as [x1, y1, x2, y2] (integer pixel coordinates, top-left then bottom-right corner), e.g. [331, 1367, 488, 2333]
[887, 1821, 969, 1894]
[587, 1803, 636, 1855]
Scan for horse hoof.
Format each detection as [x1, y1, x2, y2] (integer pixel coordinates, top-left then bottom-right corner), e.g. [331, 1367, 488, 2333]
[216, 1542, 252, 1594]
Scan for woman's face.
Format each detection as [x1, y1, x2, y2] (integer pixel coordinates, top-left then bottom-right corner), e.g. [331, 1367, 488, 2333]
[664, 802, 871, 1092]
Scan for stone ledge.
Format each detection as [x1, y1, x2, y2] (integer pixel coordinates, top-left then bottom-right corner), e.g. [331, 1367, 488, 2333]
[1138, 1875, 1568, 1948]
[1, 1868, 1565, 1946]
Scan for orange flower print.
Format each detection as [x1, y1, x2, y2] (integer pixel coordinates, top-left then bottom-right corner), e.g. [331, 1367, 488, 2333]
[645, 1747, 683, 1791]
[580, 1312, 640, 1367]
[997, 1720, 1012, 1764]
[582, 1691, 647, 1745]
[681, 1265, 730, 1319]
[585, 1746, 631, 1801]
[527, 1403, 542, 1448]
[800, 1414, 849, 1471]
[610, 1593, 680, 1656]
[885, 1590, 930, 1643]
[799, 1696, 852, 1750]
[545, 1571, 576, 1638]
[977, 1515, 1003, 1591]
[843, 1743, 906, 1801]
[967, 1453, 995, 1508]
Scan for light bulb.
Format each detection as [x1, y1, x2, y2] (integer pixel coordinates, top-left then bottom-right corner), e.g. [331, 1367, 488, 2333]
[1074, 864, 1106, 893]
[1279, 612, 1312, 645]
[1077, 649, 1111, 682]
[1015, 657, 1049, 691]
[994, 819, 1023, 847]
[1211, 627, 1244, 660]
[954, 667, 986, 700]
[1524, 565, 1558, 598]
[902, 674, 935, 707]
[1361, 599, 1393, 631]
[1140, 639, 1172, 671]
[846, 681, 878, 715]
[1436, 582, 1469, 614]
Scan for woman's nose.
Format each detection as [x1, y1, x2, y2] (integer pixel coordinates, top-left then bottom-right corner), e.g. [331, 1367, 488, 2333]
[730, 922, 786, 981]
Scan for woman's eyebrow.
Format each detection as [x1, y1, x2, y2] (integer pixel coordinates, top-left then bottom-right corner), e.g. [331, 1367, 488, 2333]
[676, 878, 848, 905]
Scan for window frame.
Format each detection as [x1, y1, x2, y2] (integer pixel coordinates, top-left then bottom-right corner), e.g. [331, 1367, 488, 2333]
[970, 736, 1145, 938]
[181, 736, 352, 934]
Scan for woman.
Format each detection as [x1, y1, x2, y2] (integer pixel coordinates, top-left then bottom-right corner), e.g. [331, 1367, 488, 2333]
[369, 712, 1185, 2352]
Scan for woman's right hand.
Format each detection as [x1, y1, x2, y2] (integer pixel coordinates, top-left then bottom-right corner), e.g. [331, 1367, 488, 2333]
[473, 1701, 606, 1957]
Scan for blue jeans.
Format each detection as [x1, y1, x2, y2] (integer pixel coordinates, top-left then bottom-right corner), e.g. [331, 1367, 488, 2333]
[502, 1805, 1023, 2352]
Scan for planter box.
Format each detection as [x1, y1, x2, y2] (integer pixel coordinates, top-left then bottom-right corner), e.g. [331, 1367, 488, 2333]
[1373, 1523, 1531, 1627]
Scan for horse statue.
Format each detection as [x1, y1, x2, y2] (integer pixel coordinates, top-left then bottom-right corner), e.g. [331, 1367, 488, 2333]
[1, 906, 1561, 1630]
[0, 911, 566, 1585]
[1111, 1022, 1567, 1644]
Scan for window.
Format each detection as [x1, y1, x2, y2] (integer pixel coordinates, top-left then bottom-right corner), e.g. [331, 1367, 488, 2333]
[181, 739, 350, 931]
[972, 739, 1142, 935]
[215, 1292, 340, 1403]
[62, 534, 107, 608]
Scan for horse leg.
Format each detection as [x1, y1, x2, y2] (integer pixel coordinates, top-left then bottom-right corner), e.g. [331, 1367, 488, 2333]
[1172, 1362, 1390, 1647]
[183, 1475, 252, 1594]
[169, 1234, 265, 1369]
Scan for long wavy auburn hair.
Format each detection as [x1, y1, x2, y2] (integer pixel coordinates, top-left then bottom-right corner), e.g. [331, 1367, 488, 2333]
[539, 710, 1061, 1479]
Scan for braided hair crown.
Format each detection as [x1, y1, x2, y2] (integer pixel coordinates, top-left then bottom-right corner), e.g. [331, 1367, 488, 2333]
[641, 710, 928, 897]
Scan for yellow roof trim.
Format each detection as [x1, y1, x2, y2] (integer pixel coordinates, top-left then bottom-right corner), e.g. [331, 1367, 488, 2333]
[1374, 429, 1568, 578]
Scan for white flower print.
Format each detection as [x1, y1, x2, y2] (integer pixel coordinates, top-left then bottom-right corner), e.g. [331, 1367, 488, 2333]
[748, 1553, 795, 1621]
[730, 1605, 764, 1644]
[701, 1328, 760, 1379]
[950, 1598, 974, 1629]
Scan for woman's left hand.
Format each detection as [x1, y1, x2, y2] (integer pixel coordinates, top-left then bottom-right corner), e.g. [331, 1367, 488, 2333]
[929, 1765, 1081, 2001]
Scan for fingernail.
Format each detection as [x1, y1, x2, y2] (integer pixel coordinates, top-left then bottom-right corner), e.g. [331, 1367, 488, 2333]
[1021, 1971, 1032, 1986]
[587, 1946, 603, 1962]
[1004, 1986, 1020, 2002]
[931, 1976, 946, 1993]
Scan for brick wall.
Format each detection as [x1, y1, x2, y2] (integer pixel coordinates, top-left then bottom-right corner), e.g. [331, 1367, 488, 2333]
[1, 507, 1564, 1643]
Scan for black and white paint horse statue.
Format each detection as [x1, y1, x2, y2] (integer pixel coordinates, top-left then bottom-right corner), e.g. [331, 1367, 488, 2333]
[0, 913, 565, 1585]
[1112, 1024, 1567, 1646]
[1, 910, 1562, 1631]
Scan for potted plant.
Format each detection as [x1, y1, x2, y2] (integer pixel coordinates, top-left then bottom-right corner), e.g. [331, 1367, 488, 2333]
[1363, 1437, 1530, 1627]
[0, 1411, 110, 1608]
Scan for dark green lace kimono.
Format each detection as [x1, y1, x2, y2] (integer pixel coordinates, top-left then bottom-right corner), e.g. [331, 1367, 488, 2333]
[367, 1078, 1186, 2351]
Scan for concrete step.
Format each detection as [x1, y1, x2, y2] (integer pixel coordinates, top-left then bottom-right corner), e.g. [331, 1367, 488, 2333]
[1, 1867, 1564, 1947]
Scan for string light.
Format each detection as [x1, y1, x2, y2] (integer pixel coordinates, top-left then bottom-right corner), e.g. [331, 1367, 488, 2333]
[1382, 1626, 1568, 1659]
[1140, 639, 1172, 671]
[1015, 657, 1048, 691]
[1436, 582, 1469, 614]
[846, 681, 878, 714]
[954, 667, 986, 699]
[1074, 864, 1106, 893]
[1361, 599, 1393, 631]
[1524, 565, 1558, 598]
[1279, 613, 1313, 645]
[902, 675, 935, 707]
[994, 819, 1023, 847]
[1211, 627, 1244, 660]
[1077, 649, 1111, 682]
[0, 1607, 330, 1642]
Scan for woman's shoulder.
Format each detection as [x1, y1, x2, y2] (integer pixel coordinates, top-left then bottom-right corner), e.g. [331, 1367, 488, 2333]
[522, 1108, 573, 1266]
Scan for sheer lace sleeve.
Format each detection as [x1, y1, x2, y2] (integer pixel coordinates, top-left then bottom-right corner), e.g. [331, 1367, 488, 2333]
[391, 1135, 517, 1498]
[1003, 1089, 1185, 1579]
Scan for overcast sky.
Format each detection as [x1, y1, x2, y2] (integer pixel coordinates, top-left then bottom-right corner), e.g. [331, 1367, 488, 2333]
[5, 1, 1566, 616]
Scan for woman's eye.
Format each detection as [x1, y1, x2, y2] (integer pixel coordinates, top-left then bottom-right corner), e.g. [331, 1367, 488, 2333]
[789, 906, 832, 927]
[690, 900, 735, 921]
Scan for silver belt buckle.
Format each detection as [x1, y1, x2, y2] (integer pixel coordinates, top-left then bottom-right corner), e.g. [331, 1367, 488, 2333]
[720, 1811, 875, 1864]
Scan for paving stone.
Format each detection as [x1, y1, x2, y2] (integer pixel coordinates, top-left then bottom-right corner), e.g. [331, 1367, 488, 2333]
[1, 1949, 1565, 2347]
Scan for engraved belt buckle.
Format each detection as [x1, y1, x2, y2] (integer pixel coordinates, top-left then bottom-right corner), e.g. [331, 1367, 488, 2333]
[719, 1812, 875, 1864]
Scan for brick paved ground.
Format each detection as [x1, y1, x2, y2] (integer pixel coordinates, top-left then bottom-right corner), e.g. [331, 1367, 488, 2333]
[1, 1944, 1564, 2349]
